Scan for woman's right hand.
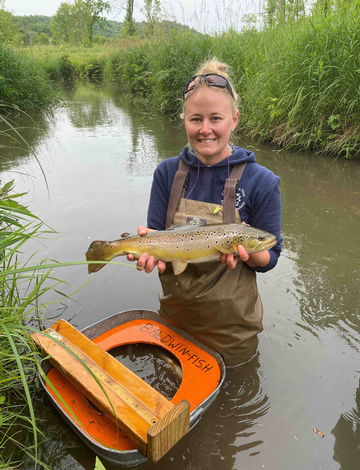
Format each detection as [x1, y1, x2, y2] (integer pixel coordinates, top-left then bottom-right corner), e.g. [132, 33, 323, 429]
[127, 226, 167, 274]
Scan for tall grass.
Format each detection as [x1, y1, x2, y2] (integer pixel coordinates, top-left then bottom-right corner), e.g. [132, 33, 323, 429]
[5, 3, 360, 157]
[0, 44, 60, 112]
[0, 115, 136, 467]
[0, 179, 133, 468]
[101, 3, 360, 158]
[0, 178, 54, 469]
[0, 114, 84, 468]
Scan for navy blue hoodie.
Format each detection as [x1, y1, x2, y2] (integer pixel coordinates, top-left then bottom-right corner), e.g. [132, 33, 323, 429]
[147, 146, 282, 272]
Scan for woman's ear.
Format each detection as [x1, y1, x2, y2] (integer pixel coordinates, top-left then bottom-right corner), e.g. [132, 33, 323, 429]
[232, 110, 239, 129]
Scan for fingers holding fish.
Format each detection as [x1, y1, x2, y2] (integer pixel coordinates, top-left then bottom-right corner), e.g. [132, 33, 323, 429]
[128, 253, 166, 274]
[137, 225, 155, 236]
[220, 245, 249, 269]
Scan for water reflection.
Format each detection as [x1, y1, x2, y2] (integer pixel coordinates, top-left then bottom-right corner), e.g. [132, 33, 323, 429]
[258, 150, 360, 350]
[0, 111, 53, 172]
[65, 83, 121, 130]
[138, 354, 270, 470]
[332, 379, 360, 469]
[1, 83, 360, 470]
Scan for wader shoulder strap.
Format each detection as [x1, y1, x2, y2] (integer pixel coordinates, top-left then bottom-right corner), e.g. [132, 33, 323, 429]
[165, 159, 189, 229]
[223, 163, 247, 224]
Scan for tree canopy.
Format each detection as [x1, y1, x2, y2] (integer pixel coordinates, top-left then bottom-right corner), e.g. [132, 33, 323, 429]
[0, 8, 23, 46]
[51, 0, 110, 45]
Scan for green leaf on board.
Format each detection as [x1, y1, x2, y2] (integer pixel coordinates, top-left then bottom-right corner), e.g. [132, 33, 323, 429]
[94, 456, 107, 470]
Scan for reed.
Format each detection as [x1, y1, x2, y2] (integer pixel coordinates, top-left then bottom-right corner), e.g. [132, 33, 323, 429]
[0, 44, 59, 112]
[101, 4, 360, 158]
[5, 3, 360, 158]
[0, 115, 139, 467]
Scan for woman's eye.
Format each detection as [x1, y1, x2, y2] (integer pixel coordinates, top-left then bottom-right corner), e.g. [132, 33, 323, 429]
[212, 116, 221, 121]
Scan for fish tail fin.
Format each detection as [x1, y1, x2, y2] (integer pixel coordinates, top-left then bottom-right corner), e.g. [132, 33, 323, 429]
[85, 240, 121, 274]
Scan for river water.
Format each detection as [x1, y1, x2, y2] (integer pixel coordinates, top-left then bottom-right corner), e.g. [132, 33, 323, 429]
[1, 82, 360, 470]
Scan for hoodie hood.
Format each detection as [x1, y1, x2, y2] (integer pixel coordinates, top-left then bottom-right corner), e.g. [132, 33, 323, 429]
[179, 145, 256, 168]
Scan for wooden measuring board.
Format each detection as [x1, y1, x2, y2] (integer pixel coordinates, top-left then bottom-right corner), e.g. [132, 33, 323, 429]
[32, 319, 190, 463]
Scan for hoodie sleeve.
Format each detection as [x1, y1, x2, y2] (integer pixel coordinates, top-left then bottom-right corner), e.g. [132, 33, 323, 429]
[147, 163, 170, 231]
[247, 175, 282, 273]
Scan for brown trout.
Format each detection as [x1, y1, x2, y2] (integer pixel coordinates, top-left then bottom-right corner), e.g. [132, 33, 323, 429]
[86, 223, 277, 276]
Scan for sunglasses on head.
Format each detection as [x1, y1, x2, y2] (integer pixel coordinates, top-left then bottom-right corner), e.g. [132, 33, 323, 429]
[183, 73, 235, 101]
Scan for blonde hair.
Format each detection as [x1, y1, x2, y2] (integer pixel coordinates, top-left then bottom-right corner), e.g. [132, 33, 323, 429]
[181, 58, 239, 117]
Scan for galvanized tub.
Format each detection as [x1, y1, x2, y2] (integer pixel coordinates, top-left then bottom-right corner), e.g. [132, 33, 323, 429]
[39, 309, 226, 467]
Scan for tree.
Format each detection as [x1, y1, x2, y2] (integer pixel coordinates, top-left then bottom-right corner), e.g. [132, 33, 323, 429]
[264, 0, 306, 27]
[51, 0, 110, 45]
[112, 0, 137, 36]
[84, 0, 111, 43]
[142, 0, 161, 36]
[0, 8, 23, 46]
[50, 2, 73, 43]
[36, 32, 50, 45]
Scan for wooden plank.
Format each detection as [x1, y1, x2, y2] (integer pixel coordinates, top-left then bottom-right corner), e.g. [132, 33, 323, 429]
[147, 399, 190, 464]
[32, 329, 152, 453]
[46, 319, 173, 418]
[33, 319, 193, 460]
[46, 367, 138, 450]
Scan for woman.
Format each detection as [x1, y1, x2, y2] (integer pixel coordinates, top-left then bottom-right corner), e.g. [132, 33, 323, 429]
[128, 59, 282, 367]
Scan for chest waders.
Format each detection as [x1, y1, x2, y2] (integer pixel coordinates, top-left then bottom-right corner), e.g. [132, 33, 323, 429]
[158, 160, 263, 366]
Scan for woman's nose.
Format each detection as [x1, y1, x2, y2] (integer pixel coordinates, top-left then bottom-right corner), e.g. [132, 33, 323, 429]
[199, 121, 211, 134]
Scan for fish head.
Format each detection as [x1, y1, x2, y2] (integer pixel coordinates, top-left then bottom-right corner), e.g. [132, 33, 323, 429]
[231, 229, 277, 253]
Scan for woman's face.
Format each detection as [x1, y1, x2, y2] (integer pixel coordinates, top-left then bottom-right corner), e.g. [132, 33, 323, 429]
[183, 86, 239, 165]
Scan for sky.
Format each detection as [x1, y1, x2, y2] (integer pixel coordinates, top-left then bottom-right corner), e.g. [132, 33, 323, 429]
[5, 0, 262, 33]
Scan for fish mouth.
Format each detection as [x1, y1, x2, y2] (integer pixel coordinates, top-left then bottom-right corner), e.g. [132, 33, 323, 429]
[257, 237, 277, 252]
[246, 236, 277, 253]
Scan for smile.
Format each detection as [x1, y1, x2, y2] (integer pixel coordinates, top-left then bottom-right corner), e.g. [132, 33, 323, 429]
[199, 139, 216, 143]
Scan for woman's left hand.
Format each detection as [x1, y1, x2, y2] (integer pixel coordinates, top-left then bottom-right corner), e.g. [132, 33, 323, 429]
[220, 222, 271, 269]
[220, 247, 270, 269]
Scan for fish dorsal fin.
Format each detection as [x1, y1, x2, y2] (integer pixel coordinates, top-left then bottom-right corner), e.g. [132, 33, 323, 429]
[172, 260, 188, 275]
[166, 223, 197, 231]
[215, 245, 235, 255]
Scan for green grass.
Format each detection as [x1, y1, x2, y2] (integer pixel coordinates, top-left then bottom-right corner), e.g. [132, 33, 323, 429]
[4, 3, 360, 158]
[0, 44, 60, 112]
[100, 5, 360, 159]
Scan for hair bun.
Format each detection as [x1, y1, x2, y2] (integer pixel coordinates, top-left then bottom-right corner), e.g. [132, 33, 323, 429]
[196, 57, 231, 80]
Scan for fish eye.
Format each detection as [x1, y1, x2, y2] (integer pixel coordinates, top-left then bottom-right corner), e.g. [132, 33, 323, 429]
[259, 236, 265, 240]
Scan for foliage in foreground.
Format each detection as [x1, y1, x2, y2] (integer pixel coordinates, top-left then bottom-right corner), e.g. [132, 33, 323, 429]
[0, 115, 131, 467]
[0, 114, 86, 467]
[0, 178, 53, 468]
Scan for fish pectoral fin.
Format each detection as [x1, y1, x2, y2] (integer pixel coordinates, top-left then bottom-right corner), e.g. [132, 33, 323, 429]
[215, 245, 235, 255]
[172, 260, 188, 275]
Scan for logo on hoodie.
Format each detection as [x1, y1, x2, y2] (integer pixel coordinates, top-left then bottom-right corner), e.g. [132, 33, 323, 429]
[221, 186, 246, 209]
